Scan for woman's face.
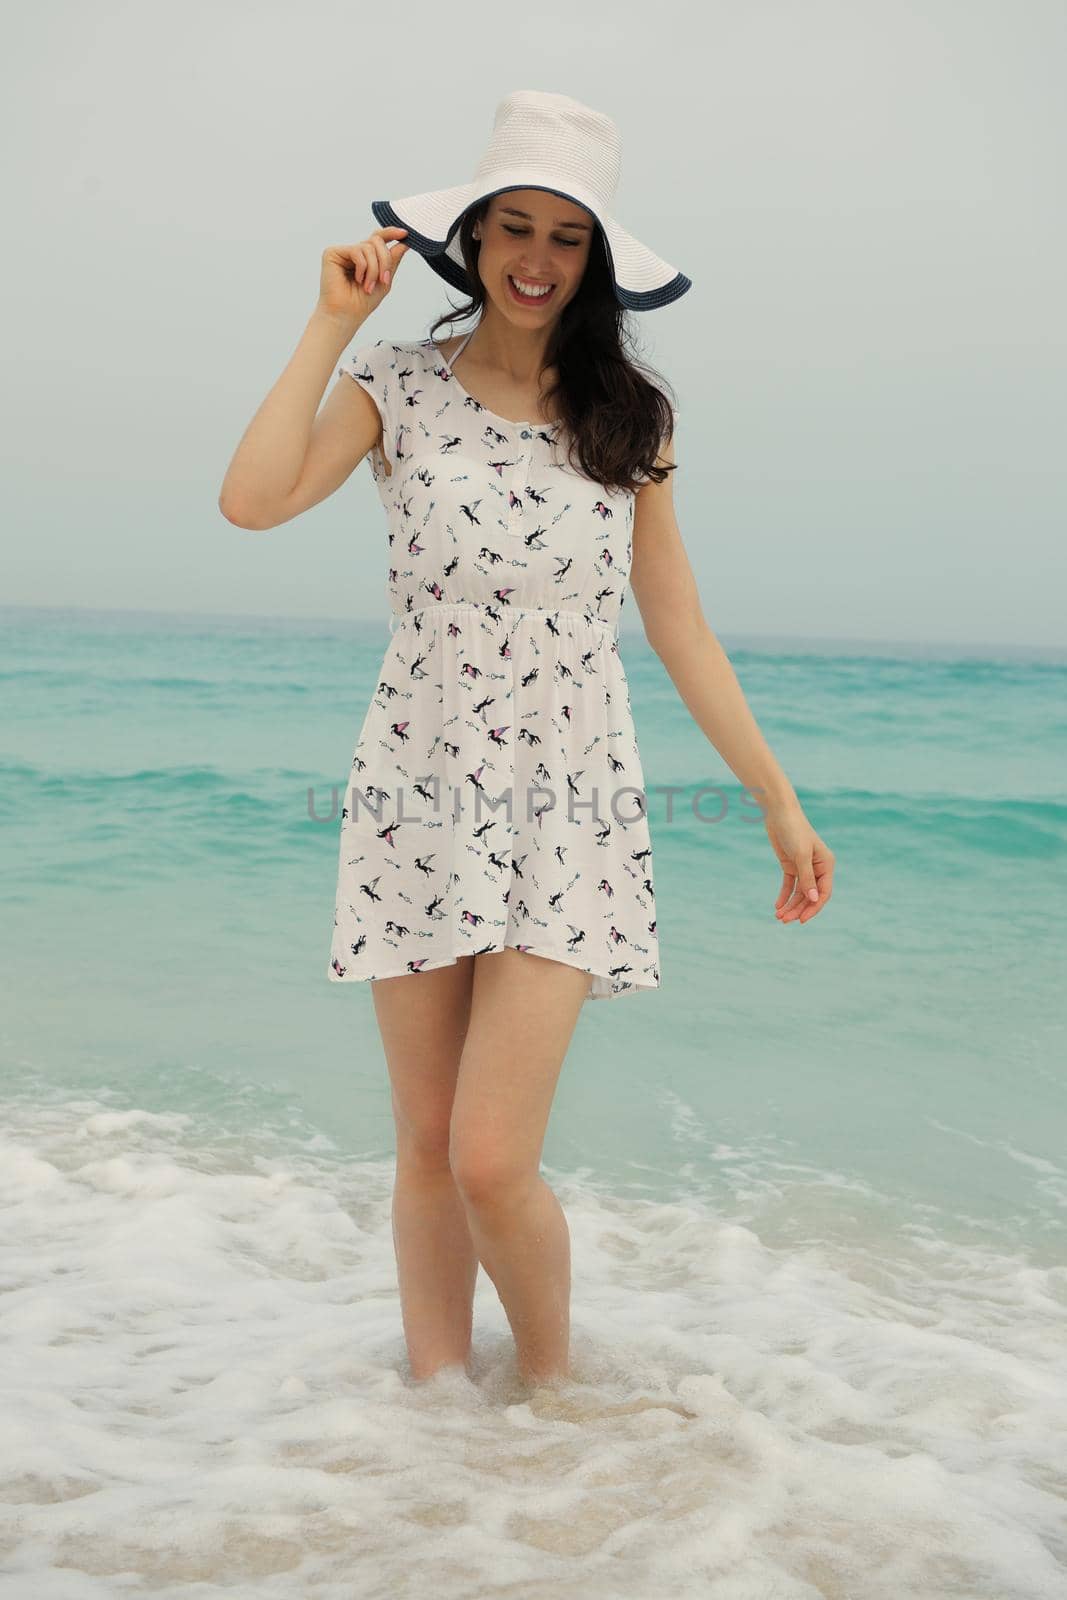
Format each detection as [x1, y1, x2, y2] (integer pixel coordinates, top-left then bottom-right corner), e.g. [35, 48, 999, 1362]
[475, 190, 595, 324]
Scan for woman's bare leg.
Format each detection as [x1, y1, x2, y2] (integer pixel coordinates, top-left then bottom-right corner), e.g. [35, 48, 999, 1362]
[372, 957, 477, 1381]
[449, 948, 592, 1386]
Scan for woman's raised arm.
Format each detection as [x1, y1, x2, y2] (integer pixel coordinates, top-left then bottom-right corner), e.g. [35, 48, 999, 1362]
[218, 230, 408, 530]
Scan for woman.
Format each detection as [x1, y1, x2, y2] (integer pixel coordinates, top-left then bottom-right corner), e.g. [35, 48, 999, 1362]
[219, 91, 834, 1390]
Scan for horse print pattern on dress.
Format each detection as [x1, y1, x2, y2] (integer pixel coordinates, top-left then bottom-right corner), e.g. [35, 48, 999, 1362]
[327, 328, 661, 1001]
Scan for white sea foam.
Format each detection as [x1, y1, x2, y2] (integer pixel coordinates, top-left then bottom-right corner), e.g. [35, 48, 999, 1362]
[2, 1090, 1065, 1598]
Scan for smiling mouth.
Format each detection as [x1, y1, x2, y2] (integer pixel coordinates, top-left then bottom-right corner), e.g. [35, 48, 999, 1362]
[508, 275, 558, 304]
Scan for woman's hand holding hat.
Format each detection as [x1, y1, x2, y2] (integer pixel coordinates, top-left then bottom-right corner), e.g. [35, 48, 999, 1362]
[318, 228, 410, 326]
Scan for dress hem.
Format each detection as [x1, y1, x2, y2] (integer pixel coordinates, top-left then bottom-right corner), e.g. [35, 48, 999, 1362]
[328, 940, 659, 1001]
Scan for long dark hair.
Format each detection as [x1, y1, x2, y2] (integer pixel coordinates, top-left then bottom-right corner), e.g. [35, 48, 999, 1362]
[428, 198, 678, 495]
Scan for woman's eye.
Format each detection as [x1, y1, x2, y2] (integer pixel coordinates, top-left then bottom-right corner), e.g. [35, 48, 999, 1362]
[501, 225, 579, 247]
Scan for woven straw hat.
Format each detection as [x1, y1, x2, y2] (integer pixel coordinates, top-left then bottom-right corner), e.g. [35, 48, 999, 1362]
[370, 89, 691, 312]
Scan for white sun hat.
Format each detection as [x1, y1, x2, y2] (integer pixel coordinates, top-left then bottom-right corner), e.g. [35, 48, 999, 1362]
[370, 89, 692, 312]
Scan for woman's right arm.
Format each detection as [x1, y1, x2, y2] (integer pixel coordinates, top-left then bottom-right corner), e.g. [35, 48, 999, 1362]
[218, 228, 409, 531]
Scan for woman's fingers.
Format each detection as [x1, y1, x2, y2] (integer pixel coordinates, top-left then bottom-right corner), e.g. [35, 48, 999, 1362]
[363, 227, 408, 291]
[362, 241, 379, 292]
[372, 235, 393, 287]
[777, 863, 832, 923]
[347, 244, 369, 287]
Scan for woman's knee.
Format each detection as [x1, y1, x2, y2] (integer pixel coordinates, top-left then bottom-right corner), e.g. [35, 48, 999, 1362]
[449, 1128, 537, 1207]
[393, 1088, 455, 1173]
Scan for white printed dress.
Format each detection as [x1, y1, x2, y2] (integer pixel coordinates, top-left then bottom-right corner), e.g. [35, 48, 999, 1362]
[327, 327, 660, 1001]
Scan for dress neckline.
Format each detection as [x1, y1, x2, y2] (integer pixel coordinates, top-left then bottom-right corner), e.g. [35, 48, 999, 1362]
[431, 330, 561, 433]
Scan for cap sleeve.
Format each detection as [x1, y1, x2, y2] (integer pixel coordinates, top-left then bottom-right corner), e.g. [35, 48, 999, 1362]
[336, 337, 401, 482]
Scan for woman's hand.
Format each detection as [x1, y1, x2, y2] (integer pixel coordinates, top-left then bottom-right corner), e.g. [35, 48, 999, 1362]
[317, 228, 410, 326]
[761, 798, 835, 924]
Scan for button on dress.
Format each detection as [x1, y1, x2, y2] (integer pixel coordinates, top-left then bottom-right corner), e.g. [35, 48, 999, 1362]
[327, 327, 660, 1000]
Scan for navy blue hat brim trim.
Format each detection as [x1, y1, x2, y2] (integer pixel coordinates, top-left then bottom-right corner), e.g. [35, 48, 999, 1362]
[371, 196, 691, 311]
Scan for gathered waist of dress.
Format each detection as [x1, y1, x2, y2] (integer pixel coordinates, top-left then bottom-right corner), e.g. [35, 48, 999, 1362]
[388, 602, 618, 638]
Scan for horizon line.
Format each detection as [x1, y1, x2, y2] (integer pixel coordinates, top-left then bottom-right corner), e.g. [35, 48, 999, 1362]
[1, 600, 1064, 662]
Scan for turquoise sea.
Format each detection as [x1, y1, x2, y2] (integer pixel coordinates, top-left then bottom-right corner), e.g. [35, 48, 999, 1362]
[2, 601, 1065, 1597]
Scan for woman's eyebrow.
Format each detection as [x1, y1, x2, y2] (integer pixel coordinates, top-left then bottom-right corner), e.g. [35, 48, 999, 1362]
[498, 206, 592, 232]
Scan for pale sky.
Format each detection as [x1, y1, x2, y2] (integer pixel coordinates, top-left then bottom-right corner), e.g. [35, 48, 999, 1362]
[4, 0, 1065, 647]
